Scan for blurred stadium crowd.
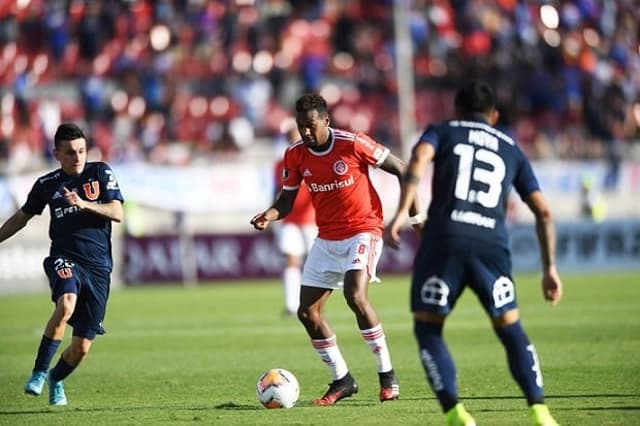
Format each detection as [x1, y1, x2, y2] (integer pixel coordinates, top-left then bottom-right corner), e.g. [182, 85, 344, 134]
[0, 0, 638, 184]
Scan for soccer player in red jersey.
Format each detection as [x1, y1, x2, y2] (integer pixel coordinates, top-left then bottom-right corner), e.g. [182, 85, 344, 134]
[273, 125, 317, 316]
[251, 93, 420, 405]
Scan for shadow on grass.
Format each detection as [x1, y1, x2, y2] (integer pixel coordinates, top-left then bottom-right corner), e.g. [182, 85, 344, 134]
[462, 393, 640, 400]
[0, 400, 374, 416]
[3, 394, 637, 416]
[369, 393, 640, 402]
[0, 403, 261, 416]
[455, 393, 640, 414]
[214, 402, 261, 411]
[215, 399, 379, 410]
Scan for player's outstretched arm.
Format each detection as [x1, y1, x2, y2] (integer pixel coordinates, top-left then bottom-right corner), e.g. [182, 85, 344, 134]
[250, 188, 297, 231]
[0, 209, 34, 244]
[525, 190, 563, 306]
[383, 144, 434, 249]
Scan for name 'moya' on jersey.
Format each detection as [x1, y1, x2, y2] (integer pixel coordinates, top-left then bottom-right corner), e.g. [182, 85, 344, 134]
[21, 162, 125, 270]
[419, 119, 539, 248]
[282, 128, 389, 240]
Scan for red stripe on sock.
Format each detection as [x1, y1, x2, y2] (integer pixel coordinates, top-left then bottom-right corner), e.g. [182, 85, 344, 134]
[312, 336, 337, 349]
[361, 329, 384, 340]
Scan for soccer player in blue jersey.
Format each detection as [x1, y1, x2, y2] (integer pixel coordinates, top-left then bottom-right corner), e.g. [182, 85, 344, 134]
[384, 80, 563, 426]
[0, 123, 124, 406]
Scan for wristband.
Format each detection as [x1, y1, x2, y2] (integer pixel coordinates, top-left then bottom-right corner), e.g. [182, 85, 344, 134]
[408, 214, 423, 225]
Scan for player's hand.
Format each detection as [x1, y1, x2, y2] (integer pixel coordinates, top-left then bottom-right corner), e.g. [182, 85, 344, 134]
[541, 266, 562, 306]
[63, 187, 86, 210]
[250, 213, 269, 231]
[383, 218, 402, 249]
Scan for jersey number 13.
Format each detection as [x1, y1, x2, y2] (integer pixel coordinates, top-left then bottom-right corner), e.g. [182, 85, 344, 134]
[453, 143, 505, 208]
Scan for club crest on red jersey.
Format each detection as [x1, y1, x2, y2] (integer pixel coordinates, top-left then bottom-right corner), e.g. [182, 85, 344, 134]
[333, 160, 348, 175]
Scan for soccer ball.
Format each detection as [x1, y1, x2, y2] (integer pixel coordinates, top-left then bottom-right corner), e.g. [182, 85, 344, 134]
[256, 368, 300, 409]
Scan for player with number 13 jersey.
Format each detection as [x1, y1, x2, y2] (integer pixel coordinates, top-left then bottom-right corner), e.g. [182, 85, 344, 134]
[419, 119, 539, 249]
[384, 81, 562, 426]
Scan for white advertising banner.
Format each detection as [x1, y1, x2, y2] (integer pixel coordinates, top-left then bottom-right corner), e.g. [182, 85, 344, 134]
[112, 162, 275, 213]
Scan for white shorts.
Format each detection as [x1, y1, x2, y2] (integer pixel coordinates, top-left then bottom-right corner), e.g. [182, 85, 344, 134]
[302, 232, 383, 290]
[276, 223, 317, 257]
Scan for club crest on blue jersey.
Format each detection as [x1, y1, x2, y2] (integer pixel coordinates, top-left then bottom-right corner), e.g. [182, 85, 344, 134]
[83, 181, 100, 200]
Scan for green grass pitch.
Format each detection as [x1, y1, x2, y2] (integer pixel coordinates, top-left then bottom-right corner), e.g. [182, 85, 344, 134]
[1, 271, 639, 425]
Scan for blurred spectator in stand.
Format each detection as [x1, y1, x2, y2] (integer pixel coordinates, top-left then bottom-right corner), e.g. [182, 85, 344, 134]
[580, 173, 606, 222]
[37, 98, 62, 161]
[77, 1, 103, 68]
[80, 73, 106, 122]
[600, 80, 633, 190]
[210, 121, 241, 156]
[44, 0, 69, 66]
[0, 132, 9, 171]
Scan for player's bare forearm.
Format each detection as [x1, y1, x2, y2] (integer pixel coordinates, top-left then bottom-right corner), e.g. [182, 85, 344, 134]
[81, 200, 124, 223]
[383, 149, 427, 249]
[0, 210, 33, 243]
[384, 175, 420, 250]
[380, 152, 405, 178]
[264, 207, 283, 222]
[535, 213, 556, 269]
[398, 143, 433, 218]
[63, 187, 123, 222]
[526, 191, 556, 269]
[380, 153, 417, 217]
[399, 172, 420, 218]
[400, 172, 421, 219]
[535, 217, 563, 305]
[251, 189, 297, 230]
[251, 206, 283, 231]
[526, 190, 563, 305]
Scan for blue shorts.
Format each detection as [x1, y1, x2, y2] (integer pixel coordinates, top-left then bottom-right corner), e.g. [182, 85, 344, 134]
[410, 238, 518, 318]
[43, 256, 110, 339]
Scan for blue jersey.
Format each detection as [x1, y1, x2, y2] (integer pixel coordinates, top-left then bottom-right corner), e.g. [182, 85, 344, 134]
[417, 118, 539, 248]
[21, 162, 124, 270]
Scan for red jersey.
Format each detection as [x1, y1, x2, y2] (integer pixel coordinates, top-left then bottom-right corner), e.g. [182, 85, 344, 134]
[282, 128, 390, 240]
[275, 158, 316, 225]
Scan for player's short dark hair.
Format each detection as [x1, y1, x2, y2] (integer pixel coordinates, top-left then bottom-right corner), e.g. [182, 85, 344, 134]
[454, 80, 495, 116]
[295, 93, 328, 117]
[54, 123, 86, 148]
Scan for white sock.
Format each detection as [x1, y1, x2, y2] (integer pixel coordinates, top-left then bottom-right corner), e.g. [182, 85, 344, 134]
[283, 266, 301, 314]
[311, 335, 349, 381]
[360, 323, 393, 373]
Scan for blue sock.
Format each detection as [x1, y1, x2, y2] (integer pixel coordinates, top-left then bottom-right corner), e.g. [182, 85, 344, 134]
[33, 335, 61, 372]
[494, 321, 544, 405]
[414, 320, 458, 412]
[49, 356, 76, 382]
